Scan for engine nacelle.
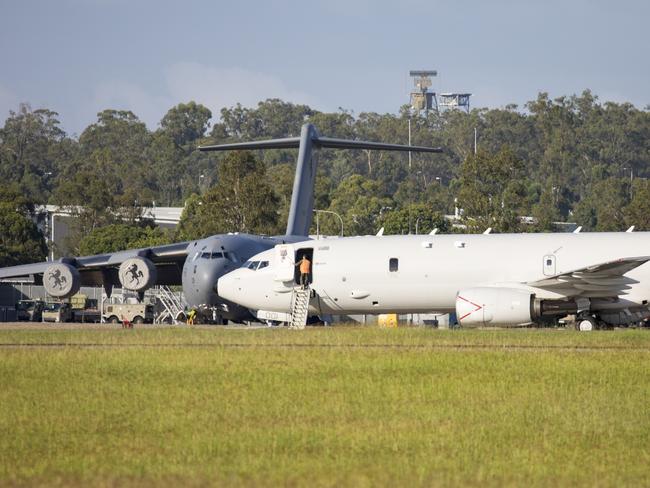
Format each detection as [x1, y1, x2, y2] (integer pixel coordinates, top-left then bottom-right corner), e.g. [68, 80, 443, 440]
[456, 287, 534, 327]
[118, 257, 157, 291]
[43, 263, 81, 298]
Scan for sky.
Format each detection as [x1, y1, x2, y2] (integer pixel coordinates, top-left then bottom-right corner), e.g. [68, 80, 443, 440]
[0, 0, 648, 136]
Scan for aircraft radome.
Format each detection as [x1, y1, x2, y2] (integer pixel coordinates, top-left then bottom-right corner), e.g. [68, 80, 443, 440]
[216, 231, 650, 330]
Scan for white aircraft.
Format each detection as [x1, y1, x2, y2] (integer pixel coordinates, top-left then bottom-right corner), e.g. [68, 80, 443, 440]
[216, 231, 650, 330]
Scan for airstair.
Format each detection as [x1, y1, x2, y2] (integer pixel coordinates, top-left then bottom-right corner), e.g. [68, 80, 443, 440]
[155, 286, 186, 324]
[289, 286, 310, 329]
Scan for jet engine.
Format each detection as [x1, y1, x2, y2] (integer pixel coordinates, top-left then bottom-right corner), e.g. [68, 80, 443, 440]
[456, 287, 534, 327]
[118, 257, 157, 291]
[43, 263, 81, 298]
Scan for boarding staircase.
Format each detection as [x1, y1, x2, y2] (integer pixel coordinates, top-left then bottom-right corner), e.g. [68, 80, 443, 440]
[289, 286, 310, 329]
[154, 286, 186, 324]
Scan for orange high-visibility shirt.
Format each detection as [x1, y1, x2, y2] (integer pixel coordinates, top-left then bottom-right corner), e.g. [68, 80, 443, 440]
[300, 258, 311, 274]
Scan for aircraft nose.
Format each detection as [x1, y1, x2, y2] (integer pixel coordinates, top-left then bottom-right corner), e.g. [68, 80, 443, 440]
[216, 271, 240, 304]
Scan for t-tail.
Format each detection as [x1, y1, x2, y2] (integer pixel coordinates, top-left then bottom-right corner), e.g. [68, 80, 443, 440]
[199, 123, 443, 236]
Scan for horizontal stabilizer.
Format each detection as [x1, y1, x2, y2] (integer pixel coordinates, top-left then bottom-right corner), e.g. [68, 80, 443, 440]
[314, 137, 443, 153]
[199, 136, 443, 153]
[199, 137, 301, 151]
[198, 122, 444, 236]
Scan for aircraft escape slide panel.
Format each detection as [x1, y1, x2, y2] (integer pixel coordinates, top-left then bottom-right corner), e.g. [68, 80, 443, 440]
[527, 255, 650, 298]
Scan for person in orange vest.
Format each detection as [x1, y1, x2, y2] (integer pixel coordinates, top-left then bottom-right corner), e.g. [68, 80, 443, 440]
[296, 254, 311, 288]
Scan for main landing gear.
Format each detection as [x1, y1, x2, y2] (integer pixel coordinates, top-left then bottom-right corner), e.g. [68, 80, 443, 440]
[576, 313, 598, 331]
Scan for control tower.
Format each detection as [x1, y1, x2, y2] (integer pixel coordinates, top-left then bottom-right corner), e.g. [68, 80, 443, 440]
[409, 70, 438, 115]
[439, 93, 472, 113]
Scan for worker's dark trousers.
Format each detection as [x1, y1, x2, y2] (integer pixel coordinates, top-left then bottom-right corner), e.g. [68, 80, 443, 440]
[300, 273, 310, 286]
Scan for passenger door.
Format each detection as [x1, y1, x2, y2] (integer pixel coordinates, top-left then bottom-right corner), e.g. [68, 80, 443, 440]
[274, 244, 295, 282]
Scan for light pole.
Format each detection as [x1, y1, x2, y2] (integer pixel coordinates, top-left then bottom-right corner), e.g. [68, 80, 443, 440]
[313, 209, 344, 238]
[50, 212, 55, 261]
[623, 167, 633, 198]
[408, 114, 412, 170]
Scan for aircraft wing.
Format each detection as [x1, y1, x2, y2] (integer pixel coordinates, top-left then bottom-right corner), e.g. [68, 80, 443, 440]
[527, 256, 650, 298]
[0, 242, 190, 286]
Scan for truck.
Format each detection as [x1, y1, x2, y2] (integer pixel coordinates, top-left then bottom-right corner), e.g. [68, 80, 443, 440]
[42, 302, 72, 323]
[70, 294, 101, 323]
[16, 300, 45, 321]
[103, 303, 154, 324]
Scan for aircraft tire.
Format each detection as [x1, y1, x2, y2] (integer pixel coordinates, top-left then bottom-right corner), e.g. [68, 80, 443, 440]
[576, 316, 597, 331]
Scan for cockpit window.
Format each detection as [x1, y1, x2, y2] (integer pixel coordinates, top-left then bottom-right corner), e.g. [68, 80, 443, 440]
[242, 260, 268, 270]
[201, 252, 211, 259]
[211, 252, 224, 259]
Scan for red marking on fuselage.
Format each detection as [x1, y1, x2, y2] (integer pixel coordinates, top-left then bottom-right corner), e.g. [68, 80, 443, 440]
[457, 295, 483, 321]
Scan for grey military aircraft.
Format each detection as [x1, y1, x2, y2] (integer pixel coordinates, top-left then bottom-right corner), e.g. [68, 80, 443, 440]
[0, 123, 442, 323]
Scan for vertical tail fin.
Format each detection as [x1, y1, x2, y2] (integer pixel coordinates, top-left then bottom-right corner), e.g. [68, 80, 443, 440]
[200, 123, 442, 236]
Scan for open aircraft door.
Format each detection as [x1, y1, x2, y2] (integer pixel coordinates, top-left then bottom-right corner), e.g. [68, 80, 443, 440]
[274, 244, 295, 282]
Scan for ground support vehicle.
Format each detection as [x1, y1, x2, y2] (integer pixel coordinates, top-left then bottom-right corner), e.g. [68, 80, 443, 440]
[42, 302, 72, 323]
[103, 303, 154, 324]
[16, 300, 44, 321]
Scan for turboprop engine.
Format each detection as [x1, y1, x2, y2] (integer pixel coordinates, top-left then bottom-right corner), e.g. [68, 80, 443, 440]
[456, 287, 534, 327]
[118, 257, 157, 291]
[43, 263, 81, 298]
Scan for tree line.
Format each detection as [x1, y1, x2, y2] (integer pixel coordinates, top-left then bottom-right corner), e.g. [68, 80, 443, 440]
[1, 91, 649, 263]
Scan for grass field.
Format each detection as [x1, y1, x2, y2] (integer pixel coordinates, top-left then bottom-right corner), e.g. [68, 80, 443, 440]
[1, 326, 649, 486]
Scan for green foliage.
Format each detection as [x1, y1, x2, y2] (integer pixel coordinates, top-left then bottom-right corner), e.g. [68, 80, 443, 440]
[572, 177, 630, 231]
[457, 147, 527, 232]
[77, 223, 173, 255]
[160, 101, 212, 148]
[1, 328, 650, 486]
[624, 179, 650, 230]
[0, 104, 65, 202]
[176, 151, 279, 240]
[0, 183, 47, 266]
[1, 90, 650, 246]
[379, 203, 450, 235]
[327, 175, 392, 235]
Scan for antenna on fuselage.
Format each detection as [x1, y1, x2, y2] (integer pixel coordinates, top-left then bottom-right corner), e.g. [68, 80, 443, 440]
[199, 123, 443, 237]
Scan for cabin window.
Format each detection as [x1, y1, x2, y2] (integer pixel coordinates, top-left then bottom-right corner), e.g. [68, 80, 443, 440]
[389, 258, 399, 272]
